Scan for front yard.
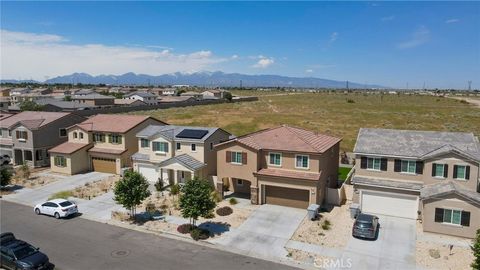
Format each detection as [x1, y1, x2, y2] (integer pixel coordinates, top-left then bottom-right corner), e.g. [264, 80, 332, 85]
[49, 175, 120, 200]
[1, 167, 63, 195]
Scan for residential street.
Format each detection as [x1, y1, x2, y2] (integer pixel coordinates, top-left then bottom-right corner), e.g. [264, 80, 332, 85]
[0, 201, 298, 270]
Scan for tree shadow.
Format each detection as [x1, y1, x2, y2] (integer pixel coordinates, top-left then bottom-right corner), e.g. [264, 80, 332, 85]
[198, 221, 231, 237]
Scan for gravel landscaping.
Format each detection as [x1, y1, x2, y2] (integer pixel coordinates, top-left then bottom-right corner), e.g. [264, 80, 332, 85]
[71, 175, 119, 199]
[12, 168, 61, 189]
[286, 248, 335, 266]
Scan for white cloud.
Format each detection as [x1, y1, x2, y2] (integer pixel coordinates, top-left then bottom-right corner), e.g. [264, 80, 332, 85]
[381, 15, 395, 21]
[329, 32, 339, 43]
[252, 56, 274, 69]
[305, 69, 314, 73]
[231, 54, 239, 59]
[445, 18, 460, 24]
[397, 26, 430, 49]
[0, 29, 232, 80]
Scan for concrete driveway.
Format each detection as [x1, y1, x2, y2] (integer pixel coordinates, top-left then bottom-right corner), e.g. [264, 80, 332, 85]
[3, 171, 112, 206]
[336, 215, 416, 270]
[211, 204, 306, 259]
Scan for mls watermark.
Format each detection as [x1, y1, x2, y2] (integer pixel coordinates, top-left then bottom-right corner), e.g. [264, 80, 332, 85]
[313, 258, 353, 269]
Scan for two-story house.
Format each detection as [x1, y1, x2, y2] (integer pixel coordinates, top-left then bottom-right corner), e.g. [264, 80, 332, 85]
[0, 111, 86, 167]
[215, 125, 341, 208]
[124, 92, 158, 105]
[71, 94, 115, 106]
[352, 128, 480, 238]
[48, 114, 166, 175]
[132, 125, 231, 186]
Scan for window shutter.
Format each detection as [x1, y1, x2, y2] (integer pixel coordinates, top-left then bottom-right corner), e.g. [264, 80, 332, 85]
[465, 166, 470, 180]
[415, 161, 424, 175]
[226, 151, 231, 162]
[16, 130, 19, 138]
[443, 164, 448, 178]
[431, 163, 436, 177]
[380, 158, 387, 171]
[453, 165, 458, 179]
[360, 157, 367, 169]
[394, 159, 401, 172]
[242, 152, 247, 165]
[164, 142, 168, 153]
[461, 211, 470, 227]
[118, 135, 122, 144]
[434, 208, 443, 223]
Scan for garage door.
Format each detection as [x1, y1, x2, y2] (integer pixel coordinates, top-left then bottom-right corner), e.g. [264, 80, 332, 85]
[138, 164, 159, 183]
[92, 157, 116, 174]
[265, 185, 309, 209]
[361, 191, 418, 219]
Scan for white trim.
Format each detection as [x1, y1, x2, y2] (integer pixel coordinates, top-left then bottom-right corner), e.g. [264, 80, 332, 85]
[295, 154, 309, 169]
[268, 152, 282, 167]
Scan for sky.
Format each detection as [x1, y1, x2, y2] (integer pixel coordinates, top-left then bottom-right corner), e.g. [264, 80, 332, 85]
[1, 1, 479, 89]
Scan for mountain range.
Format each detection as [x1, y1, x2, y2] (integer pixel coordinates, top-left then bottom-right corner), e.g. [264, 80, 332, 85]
[3, 71, 386, 89]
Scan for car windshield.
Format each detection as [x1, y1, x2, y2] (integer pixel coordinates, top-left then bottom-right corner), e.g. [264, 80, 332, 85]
[356, 221, 372, 228]
[59, 201, 73, 207]
[13, 245, 38, 259]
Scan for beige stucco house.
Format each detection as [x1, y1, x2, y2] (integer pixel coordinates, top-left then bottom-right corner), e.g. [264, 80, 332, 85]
[352, 128, 480, 238]
[132, 125, 231, 185]
[215, 125, 341, 209]
[48, 114, 166, 175]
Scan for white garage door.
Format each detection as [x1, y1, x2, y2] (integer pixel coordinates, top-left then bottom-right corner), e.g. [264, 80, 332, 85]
[138, 164, 159, 183]
[361, 191, 418, 219]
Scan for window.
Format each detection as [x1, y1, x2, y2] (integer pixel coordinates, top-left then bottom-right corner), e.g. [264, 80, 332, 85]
[79, 132, 84, 139]
[432, 163, 447, 178]
[191, 144, 196, 152]
[54, 156, 66, 167]
[110, 134, 122, 144]
[73, 132, 77, 139]
[296, 155, 309, 169]
[16, 130, 28, 141]
[93, 133, 105, 142]
[236, 179, 244, 186]
[140, 138, 149, 148]
[231, 151, 243, 164]
[176, 142, 181, 150]
[435, 208, 470, 226]
[269, 152, 282, 166]
[454, 165, 469, 180]
[8, 130, 11, 137]
[366, 157, 381, 171]
[59, 128, 67, 137]
[24, 150, 32, 161]
[152, 141, 168, 153]
[210, 142, 214, 151]
[35, 150, 43, 161]
[401, 160, 416, 174]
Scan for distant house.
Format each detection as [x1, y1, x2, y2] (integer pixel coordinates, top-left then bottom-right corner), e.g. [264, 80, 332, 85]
[73, 89, 95, 97]
[0, 97, 10, 111]
[31, 88, 53, 95]
[10, 88, 31, 96]
[114, 99, 146, 106]
[202, 89, 228, 99]
[151, 88, 177, 96]
[10, 92, 54, 105]
[0, 88, 11, 97]
[36, 99, 96, 112]
[71, 94, 115, 106]
[180, 91, 203, 99]
[124, 91, 158, 105]
[158, 96, 196, 103]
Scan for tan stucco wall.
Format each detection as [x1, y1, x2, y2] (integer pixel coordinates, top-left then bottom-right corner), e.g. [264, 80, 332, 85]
[68, 127, 91, 144]
[203, 129, 230, 176]
[422, 194, 479, 238]
[261, 151, 320, 172]
[138, 135, 173, 163]
[50, 148, 89, 175]
[216, 142, 259, 185]
[319, 143, 340, 188]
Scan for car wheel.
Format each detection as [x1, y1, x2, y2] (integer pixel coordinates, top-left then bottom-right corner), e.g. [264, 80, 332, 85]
[54, 212, 60, 219]
[35, 208, 41, 215]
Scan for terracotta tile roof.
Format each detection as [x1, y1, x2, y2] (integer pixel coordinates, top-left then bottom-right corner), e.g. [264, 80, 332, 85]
[0, 111, 70, 129]
[48, 142, 91, 154]
[88, 147, 127, 155]
[255, 168, 322, 181]
[73, 114, 164, 133]
[228, 125, 341, 153]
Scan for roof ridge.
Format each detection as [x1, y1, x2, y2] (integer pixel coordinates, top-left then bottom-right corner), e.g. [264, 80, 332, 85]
[282, 125, 319, 151]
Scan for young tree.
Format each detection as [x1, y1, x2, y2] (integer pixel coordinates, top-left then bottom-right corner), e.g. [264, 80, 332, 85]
[224, 91, 233, 102]
[19, 100, 44, 111]
[113, 170, 151, 218]
[179, 178, 216, 227]
[472, 229, 480, 270]
[20, 163, 30, 180]
[63, 95, 72, 101]
[0, 168, 12, 187]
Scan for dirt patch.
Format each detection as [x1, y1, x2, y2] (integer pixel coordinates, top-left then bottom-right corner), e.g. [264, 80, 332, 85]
[291, 202, 353, 248]
[11, 168, 61, 189]
[416, 222, 474, 270]
[286, 248, 336, 267]
[71, 175, 119, 199]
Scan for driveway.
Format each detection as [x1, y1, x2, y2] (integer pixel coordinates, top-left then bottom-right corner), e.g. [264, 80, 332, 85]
[211, 204, 306, 259]
[2, 171, 112, 206]
[335, 215, 416, 270]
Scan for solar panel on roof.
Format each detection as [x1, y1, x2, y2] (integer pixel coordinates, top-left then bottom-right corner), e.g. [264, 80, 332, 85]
[176, 129, 209, 139]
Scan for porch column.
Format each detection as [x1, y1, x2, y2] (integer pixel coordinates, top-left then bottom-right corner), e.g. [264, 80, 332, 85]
[250, 186, 259, 205]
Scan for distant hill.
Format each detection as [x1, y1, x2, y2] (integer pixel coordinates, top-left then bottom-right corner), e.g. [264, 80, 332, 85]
[39, 71, 386, 89]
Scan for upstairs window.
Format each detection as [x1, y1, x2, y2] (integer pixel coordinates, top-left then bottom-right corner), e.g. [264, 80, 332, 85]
[401, 160, 416, 174]
[153, 141, 168, 153]
[295, 155, 309, 169]
[93, 133, 105, 142]
[453, 165, 470, 180]
[110, 134, 122, 144]
[269, 152, 282, 166]
[231, 151, 243, 164]
[59, 128, 67, 137]
[16, 130, 28, 141]
[79, 132, 84, 139]
[432, 163, 448, 178]
[191, 144, 196, 152]
[367, 157, 381, 171]
[176, 142, 181, 150]
[140, 138, 149, 148]
[73, 132, 78, 139]
[394, 159, 423, 174]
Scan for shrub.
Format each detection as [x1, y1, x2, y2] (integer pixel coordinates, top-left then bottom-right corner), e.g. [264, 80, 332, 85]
[204, 211, 215, 219]
[346, 99, 355, 103]
[190, 228, 210, 241]
[0, 168, 12, 187]
[321, 219, 331, 230]
[472, 229, 480, 269]
[216, 206, 233, 216]
[211, 190, 222, 203]
[154, 180, 164, 192]
[170, 184, 180, 197]
[229, 197, 238, 205]
[20, 163, 30, 180]
[48, 190, 73, 200]
[177, 223, 195, 234]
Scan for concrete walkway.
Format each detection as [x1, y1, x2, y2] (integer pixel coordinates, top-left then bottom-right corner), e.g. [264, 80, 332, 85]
[210, 204, 306, 258]
[72, 191, 127, 222]
[3, 171, 112, 206]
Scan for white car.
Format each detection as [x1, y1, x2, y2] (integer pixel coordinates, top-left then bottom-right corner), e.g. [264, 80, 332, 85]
[34, 199, 78, 219]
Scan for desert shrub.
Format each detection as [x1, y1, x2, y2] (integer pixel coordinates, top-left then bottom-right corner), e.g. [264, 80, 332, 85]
[154, 180, 164, 192]
[170, 184, 180, 196]
[190, 228, 210, 241]
[204, 211, 215, 219]
[229, 197, 238, 205]
[177, 223, 195, 234]
[216, 206, 233, 216]
[211, 190, 222, 203]
[0, 168, 12, 187]
[322, 219, 331, 230]
[346, 99, 355, 103]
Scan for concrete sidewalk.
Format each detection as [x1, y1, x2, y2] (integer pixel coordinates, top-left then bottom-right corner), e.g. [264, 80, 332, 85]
[72, 191, 126, 222]
[285, 240, 343, 258]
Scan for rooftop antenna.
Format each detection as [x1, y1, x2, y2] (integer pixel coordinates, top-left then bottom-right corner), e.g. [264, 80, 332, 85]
[468, 81, 472, 91]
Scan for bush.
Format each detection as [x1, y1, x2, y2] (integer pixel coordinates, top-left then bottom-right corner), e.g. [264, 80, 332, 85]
[346, 99, 355, 103]
[211, 190, 222, 203]
[0, 168, 12, 187]
[190, 228, 210, 241]
[170, 184, 180, 196]
[321, 219, 331, 230]
[472, 229, 480, 269]
[177, 223, 195, 234]
[204, 211, 215, 219]
[154, 180, 164, 192]
[229, 197, 238, 205]
[216, 206, 233, 216]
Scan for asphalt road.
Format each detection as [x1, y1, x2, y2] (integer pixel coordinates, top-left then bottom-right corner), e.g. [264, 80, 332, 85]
[0, 201, 298, 270]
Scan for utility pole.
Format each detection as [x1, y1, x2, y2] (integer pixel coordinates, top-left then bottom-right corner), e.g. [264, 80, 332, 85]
[468, 81, 472, 91]
[346, 80, 349, 90]
[240, 80, 242, 89]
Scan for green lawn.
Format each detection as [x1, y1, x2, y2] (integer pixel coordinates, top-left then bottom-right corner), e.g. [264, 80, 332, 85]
[338, 167, 352, 181]
[128, 91, 480, 151]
